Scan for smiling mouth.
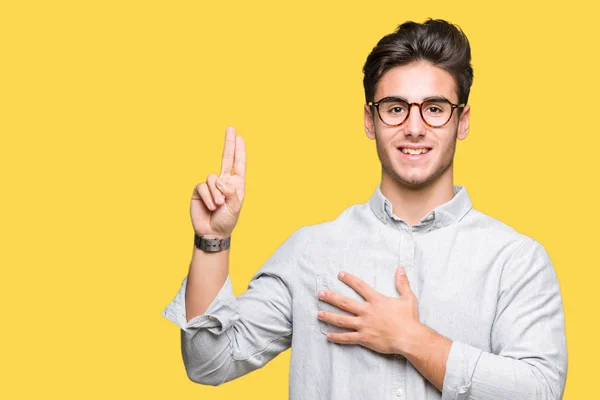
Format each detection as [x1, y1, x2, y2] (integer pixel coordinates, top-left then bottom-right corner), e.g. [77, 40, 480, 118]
[398, 147, 432, 155]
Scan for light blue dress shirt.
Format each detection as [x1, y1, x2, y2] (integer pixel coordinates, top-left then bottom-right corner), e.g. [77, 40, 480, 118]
[162, 185, 567, 399]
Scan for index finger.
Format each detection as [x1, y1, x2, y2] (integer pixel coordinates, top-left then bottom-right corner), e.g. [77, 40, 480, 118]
[233, 135, 246, 179]
[220, 126, 236, 176]
[338, 272, 377, 301]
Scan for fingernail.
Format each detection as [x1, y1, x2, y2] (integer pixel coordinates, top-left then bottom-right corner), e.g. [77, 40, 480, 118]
[318, 290, 325, 299]
[398, 266, 406, 275]
[318, 311, 324, 318]
[338, 272, 345, 279]
[217, 195, 224, 204]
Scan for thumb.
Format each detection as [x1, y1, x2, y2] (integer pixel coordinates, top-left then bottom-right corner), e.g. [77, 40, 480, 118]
[395, 266, 412, 296]
[216, 177, 241, 214]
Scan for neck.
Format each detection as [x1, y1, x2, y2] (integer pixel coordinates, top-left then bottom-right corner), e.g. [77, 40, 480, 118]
[380, 169, 455, 226]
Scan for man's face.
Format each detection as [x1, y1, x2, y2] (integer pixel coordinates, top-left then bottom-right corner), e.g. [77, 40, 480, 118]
[364, 61, 470, 189]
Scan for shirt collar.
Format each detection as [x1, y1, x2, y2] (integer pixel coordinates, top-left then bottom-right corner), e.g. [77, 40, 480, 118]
[368, 184, 473, 227]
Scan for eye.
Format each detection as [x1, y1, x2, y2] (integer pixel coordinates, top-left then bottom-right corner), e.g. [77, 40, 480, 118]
[382, 102, 408, 114]
[423, 100, 450, 115]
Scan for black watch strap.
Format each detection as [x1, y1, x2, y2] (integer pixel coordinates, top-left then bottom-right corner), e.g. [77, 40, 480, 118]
[194, 233, 231, 252]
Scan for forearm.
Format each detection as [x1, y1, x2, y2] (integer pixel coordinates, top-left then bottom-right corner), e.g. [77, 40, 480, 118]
[180, 240, 295, 386]
[185, 236, 230, 322]
[443, 340, 564, 400]
[402, 323, 452, 392]
[402, 325, 565, 399]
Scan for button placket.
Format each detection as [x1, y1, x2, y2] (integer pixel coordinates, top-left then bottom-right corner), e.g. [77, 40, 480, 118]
[389, 354, 406, 399]
[398, 225, 414, 268]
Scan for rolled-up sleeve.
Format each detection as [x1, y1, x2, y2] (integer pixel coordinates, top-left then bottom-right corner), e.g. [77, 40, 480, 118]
[162, 274, 240, 334]
[442, 238, 568, 400]
[161, 228, 303, 386]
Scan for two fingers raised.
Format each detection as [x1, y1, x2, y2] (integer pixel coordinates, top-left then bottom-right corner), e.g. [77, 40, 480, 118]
[192, 127, 246, 213]
[221, 126, 246, 179]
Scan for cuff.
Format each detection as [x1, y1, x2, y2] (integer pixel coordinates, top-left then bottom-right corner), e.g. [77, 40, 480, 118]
[441, 341, 483, 400]
[161, 274, 239, 334]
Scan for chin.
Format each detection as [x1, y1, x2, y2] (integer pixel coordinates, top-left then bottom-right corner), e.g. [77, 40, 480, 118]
[398, 170, 432, 185]
[399, 177, 431, 188]
[386, 171, 428, 188]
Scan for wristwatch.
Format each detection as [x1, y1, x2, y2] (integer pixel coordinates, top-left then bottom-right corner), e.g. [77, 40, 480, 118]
[194, 233, 231, 252]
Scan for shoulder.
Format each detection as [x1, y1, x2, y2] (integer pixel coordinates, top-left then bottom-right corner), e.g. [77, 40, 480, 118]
[253, 201, 370, 279]
[456, 207, 557, 277]
[463, 208, 554, 274]
[258, 200, 370, 258]
[290, 200, 374, 244]
[461, 207, 537, 248]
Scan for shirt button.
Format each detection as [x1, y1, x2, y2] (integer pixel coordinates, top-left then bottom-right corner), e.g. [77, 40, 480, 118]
[435, 221, 442, 228]
[427, 214, 434, 220]
[396, 388, 404, 397]
[207, 316, 217, 321]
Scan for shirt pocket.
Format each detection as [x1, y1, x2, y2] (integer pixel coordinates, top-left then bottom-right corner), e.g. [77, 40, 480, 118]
[315, 273, 374, 335]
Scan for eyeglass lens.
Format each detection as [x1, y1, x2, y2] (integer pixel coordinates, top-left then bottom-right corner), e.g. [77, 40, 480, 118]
[378, 99, 453, 127]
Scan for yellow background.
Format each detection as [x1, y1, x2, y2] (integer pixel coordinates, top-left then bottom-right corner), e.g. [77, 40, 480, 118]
[1, 0, 597, 398]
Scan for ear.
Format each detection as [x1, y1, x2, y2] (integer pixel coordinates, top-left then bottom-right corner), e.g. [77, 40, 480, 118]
[364, 104, 376, 140]
[457, 104, 470, 141]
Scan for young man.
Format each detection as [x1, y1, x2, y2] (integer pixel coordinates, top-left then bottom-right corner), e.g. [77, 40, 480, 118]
[162, 19, 567, 399]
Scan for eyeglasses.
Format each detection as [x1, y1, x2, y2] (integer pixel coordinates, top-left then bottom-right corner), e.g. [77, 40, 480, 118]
[368, 97, 466, 128]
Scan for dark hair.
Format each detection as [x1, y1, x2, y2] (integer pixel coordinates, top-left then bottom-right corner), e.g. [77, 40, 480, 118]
[362, 19, 473, 105]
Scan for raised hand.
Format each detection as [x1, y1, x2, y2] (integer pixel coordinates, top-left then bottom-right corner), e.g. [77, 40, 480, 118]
[190, 126, 246, 239]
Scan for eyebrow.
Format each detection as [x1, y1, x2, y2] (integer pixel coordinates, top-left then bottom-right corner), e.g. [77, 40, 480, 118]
[377, 95, 452, 103]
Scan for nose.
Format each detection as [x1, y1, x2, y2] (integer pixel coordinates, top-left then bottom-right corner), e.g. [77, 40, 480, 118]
[405, 103, 425, 138]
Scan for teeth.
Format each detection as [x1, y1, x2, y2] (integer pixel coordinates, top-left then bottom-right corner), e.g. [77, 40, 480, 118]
[401, 148, 429, 155]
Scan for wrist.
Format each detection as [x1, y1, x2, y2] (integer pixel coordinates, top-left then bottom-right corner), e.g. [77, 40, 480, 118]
[396, 322, 433, 357]
[400, 322, 451, 361]
[194, 233, 231, 253]
[195, 231, 231, 240]
[199, 234, 230, 240]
